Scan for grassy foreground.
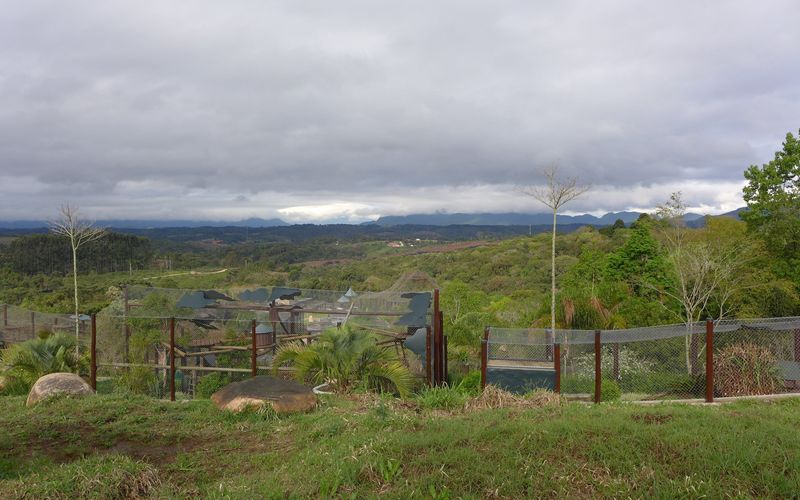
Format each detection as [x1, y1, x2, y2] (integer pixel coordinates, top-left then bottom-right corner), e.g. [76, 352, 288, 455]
[1, 393, 799, 498]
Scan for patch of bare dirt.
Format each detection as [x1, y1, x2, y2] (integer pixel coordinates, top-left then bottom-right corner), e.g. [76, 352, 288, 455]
[631, 413, 673, 425]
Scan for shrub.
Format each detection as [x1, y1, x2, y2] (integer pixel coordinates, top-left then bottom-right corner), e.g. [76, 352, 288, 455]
[273, 326, 413, 397]
[114, 366, 160, 397]
[455, 371, 482, 396]
[416, 386, 467, 410]
[599, 379, 621, 402]
[560, 376, 593, 394]
[0, 333, 87, 394]
[573, 346, 654, 380]
[195, 372, 231, 399]
[0, 375, 30, 396]
[714, 343, 782, 397]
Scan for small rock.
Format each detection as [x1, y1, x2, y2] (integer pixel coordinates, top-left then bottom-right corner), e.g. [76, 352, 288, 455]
[211, 376, 316, 415]
[26, 372, 94, 407]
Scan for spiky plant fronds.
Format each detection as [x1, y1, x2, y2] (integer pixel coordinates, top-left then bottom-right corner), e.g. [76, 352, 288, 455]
[0, 333, 87, 391]
[273, 326, 413, 397]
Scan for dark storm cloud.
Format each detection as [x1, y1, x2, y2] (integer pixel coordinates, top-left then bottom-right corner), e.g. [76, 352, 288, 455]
[1, 1, 799, 220]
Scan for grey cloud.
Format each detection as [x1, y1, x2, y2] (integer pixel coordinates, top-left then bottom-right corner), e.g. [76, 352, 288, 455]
[1, 1, 799, 220]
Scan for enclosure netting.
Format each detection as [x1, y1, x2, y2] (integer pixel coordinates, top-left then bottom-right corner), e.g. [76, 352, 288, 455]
[95, 285, 433, 398]
[488, 317, 800, 400]
[1, 304, 79, 346]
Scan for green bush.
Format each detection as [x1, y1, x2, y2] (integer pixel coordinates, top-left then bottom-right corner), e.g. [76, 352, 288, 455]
[273, 326, 413, 397]
[599, 379, 621, 402]
[114, 367, 160, 397]
[195, 372, 231, 399]
[455, 371, 482, 396]
[0, 375, 30, 396]
[0, 332, 87, 394]
[561, 376, 593, 394]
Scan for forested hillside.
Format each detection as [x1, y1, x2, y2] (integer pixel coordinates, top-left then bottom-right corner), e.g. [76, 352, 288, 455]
[3, 232, 153, 275]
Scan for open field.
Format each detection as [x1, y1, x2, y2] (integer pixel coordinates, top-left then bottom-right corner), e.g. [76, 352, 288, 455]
[1, 394, 799, 498]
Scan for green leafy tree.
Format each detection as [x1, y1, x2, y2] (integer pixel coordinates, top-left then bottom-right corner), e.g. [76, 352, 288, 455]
[272, 326, 413, 397]
[606, 223, 671, 296]
[742, 129, 800, 280]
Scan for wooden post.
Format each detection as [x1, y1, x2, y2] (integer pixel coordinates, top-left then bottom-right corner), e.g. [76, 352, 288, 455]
[706, 319, 714, 403]
[2, 304, 7, 327]
[612, 343, 620, 381]
[594, 330, 601, 404]
[425, 326, 432, 385]
[481, 327, 489, 391]
[31, 311, 35, 336]
[90, 314, 97, 391]
[554, 343, 561, 394]
[169, 317, 176, 401]
[251, 319, 257, 377]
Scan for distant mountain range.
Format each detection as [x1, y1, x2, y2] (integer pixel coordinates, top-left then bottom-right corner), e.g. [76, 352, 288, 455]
[0, 209, 745, 230]
[369, 211, 712, 226]
[0, 217, 289, 229]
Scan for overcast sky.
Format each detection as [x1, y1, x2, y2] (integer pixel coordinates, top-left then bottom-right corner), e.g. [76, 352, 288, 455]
[1, 1, 798, 223]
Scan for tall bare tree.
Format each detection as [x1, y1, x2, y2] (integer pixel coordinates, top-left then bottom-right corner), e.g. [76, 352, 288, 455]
[50, 204, 105, 353]
[654, 192, 760, 374]
[518, 166, 590, 340]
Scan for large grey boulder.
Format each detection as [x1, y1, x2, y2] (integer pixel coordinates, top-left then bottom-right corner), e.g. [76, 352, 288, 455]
[26, 372, 94, 407]
[211, 376, 316, 415]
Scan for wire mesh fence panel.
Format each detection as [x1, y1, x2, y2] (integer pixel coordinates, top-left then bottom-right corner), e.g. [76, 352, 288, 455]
[599, 334, 706, 401]
[486, 327, 557, 393]
[484, 318, 800, 401]
[560, 342, 596, 398]
[0, 305, 76, 346]
[713, 319, 800, 397]
[173, 317, 256, 399]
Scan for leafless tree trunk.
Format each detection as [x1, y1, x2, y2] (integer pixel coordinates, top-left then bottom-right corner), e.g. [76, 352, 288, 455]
[654, 192, 758, 374]
[518, 166, 590, 346]
[49, 204, 105, 356]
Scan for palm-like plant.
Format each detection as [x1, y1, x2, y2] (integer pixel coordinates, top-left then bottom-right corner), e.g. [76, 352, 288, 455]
[272, 327, 414, 397]
[0, 333, 87, 391]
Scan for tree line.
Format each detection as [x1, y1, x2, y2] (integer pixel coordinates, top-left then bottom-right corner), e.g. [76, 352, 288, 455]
[2, 232, 153, 276]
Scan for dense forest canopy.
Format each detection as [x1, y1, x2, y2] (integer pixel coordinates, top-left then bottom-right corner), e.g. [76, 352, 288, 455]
[2, 232, 152, 275]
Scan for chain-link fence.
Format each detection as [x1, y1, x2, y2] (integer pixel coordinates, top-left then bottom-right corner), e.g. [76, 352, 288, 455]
[92, 285, 436, 399]
[1, 304, 77, 347]
[484, 318, 800, 402]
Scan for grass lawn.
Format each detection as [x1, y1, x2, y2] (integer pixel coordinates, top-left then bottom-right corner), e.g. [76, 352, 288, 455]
[1, 393, 799, 498]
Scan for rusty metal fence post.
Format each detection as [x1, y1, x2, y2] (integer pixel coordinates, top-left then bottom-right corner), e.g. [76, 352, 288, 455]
[251, 319, 257, 377]
[554, 343, 561, 394]
[425, 325, 432, 385]
[433, 289, 441, 385]
[169, 317, 176, 401]
[90, 314, 97, 391]
[481, 327, 489, 391]
[706, 319, 714, 403]
[594, 330, 601, 404]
